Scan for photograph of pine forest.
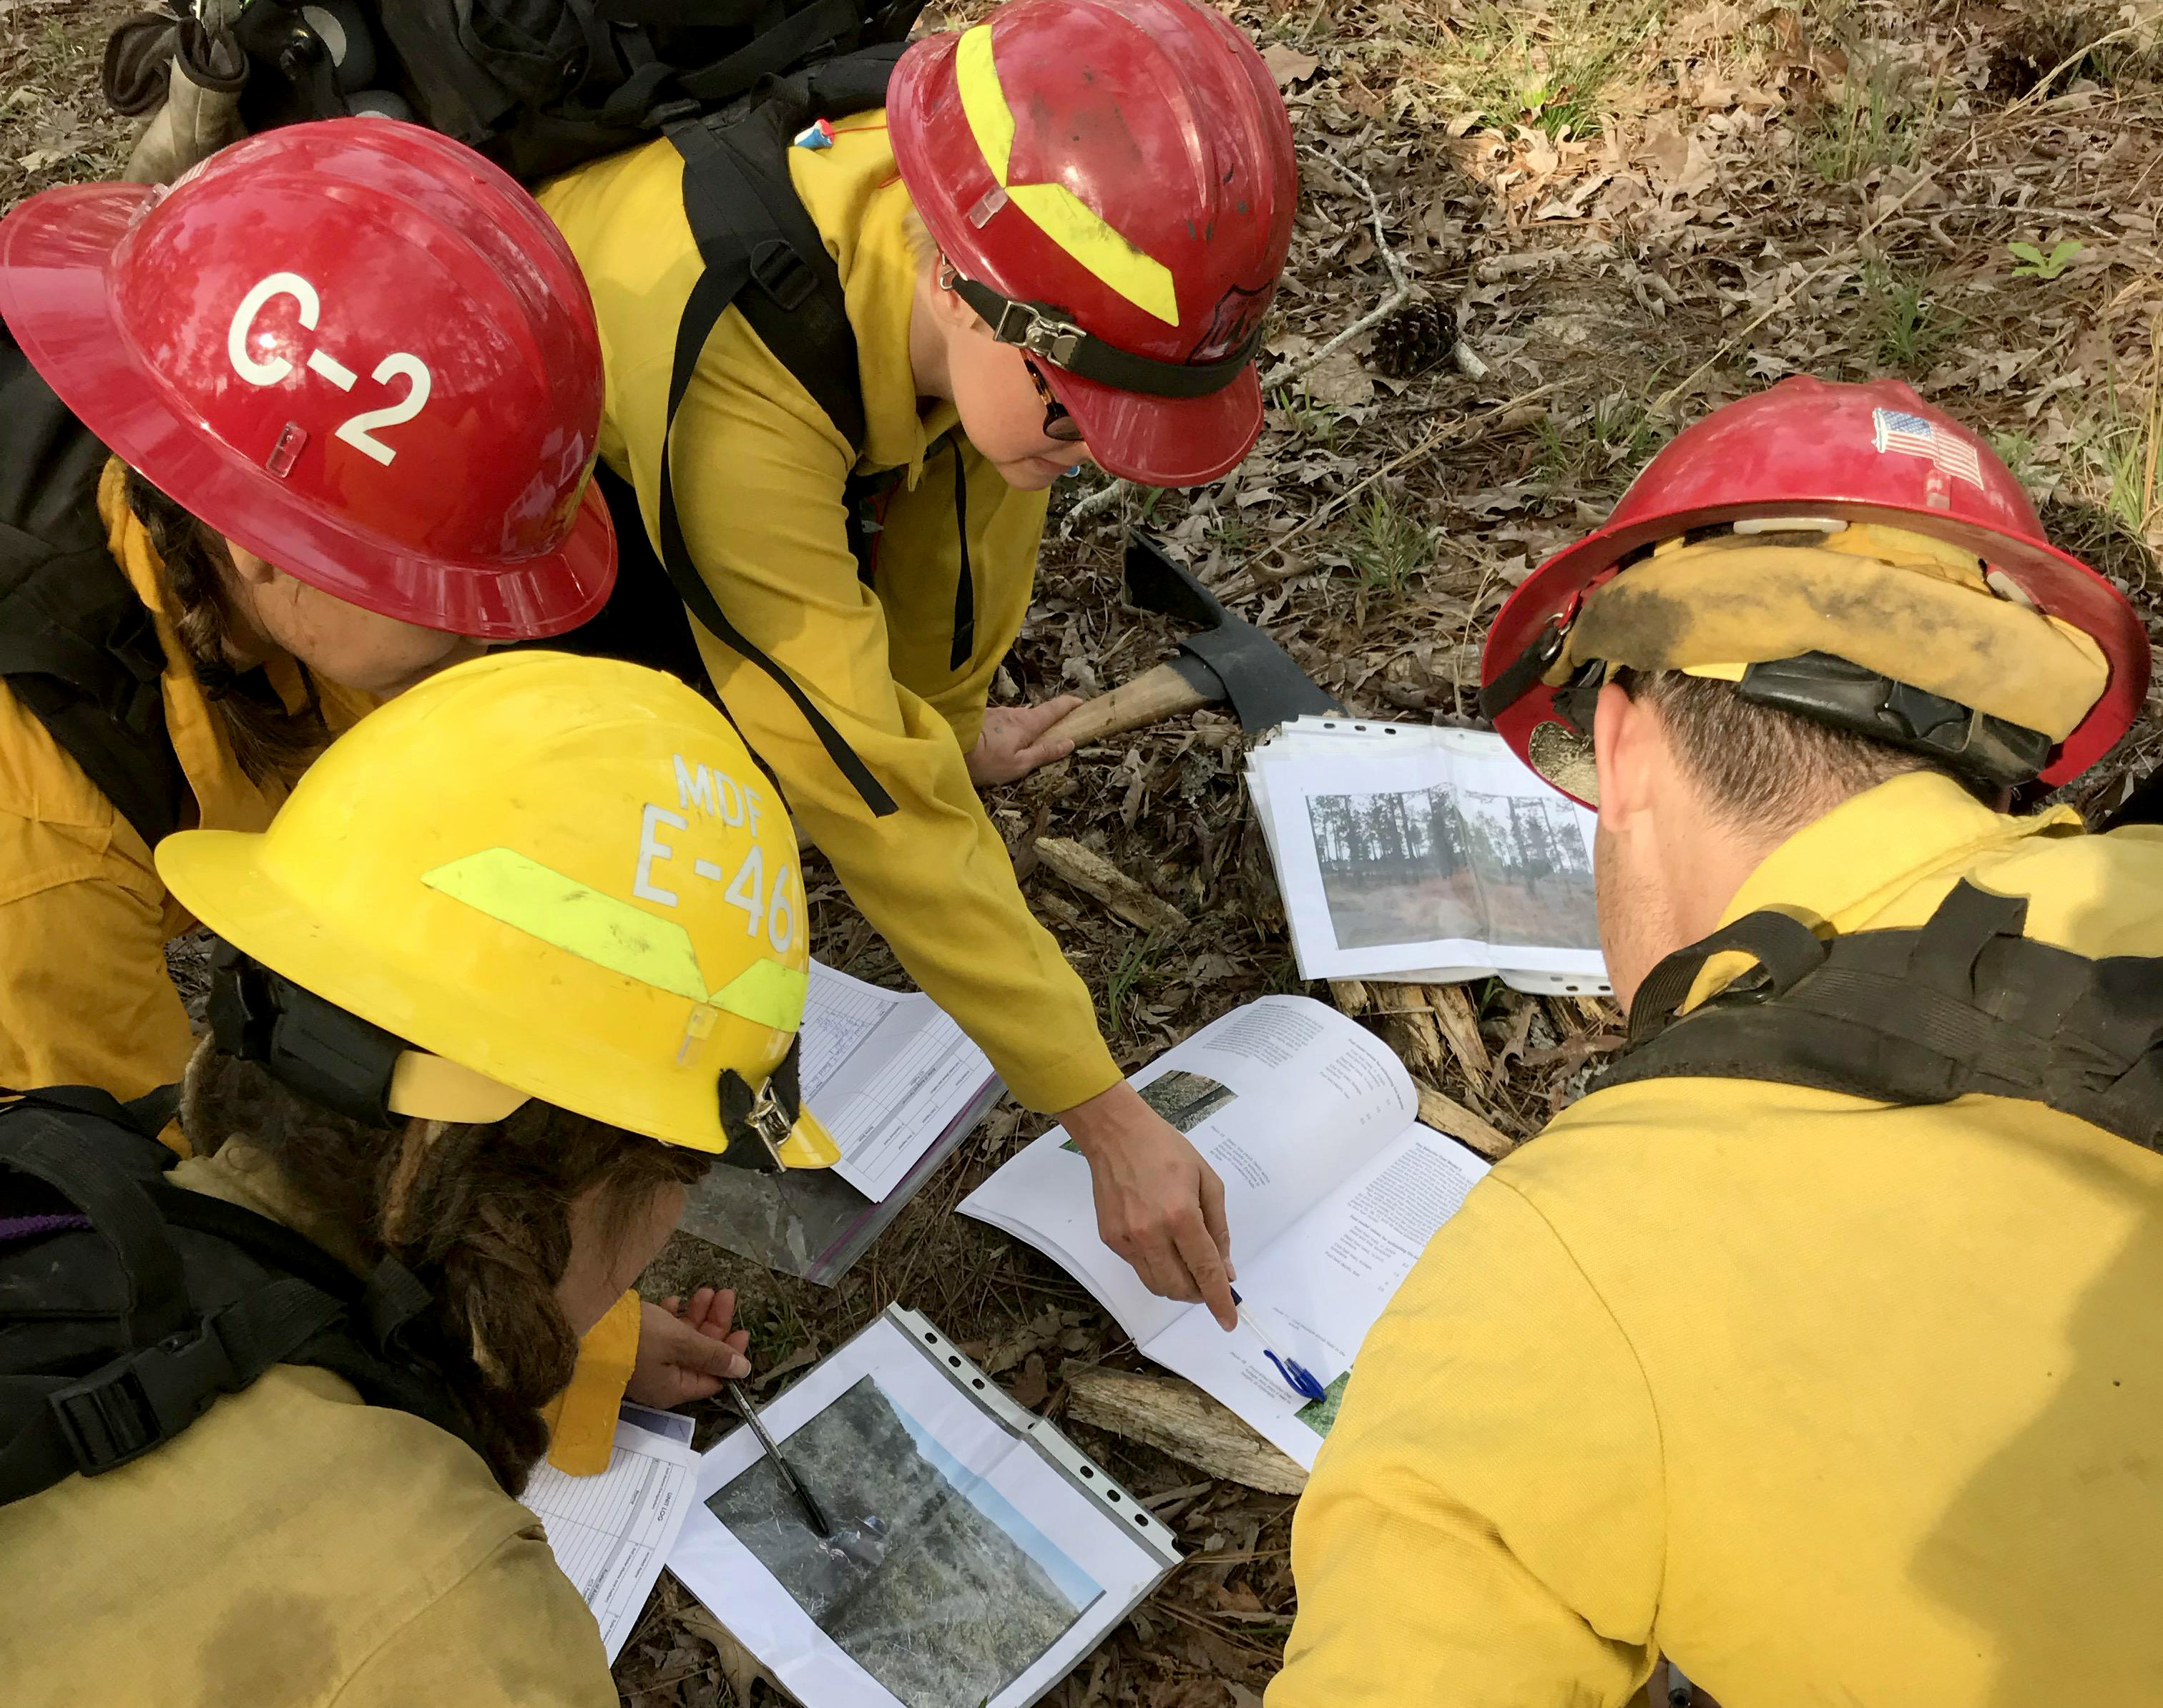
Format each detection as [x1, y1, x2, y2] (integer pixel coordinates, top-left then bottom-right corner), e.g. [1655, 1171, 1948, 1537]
[1305, 785, 1598, 952]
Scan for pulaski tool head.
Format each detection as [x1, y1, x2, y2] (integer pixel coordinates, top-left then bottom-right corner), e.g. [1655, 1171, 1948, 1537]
[1122, 533, 1343, 732]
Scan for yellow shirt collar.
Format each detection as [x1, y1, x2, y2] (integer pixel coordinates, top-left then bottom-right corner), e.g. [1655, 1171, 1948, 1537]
[842, 172, 960, 483]
[1691, 772, 2084, 1006]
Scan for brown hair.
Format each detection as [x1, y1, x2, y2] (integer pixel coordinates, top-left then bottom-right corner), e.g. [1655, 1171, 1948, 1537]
[1612, 666, 1946, 841]
[180, 1042, 710, 1496]
[122, 466, 330, 788]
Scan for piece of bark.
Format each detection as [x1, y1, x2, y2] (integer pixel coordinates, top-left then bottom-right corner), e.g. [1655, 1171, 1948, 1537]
[1415, 1081, 1517, 1160]
[1065, 1365, 1308, 1494]
[1421, 983, 1494, 1089]
[1032, 836, 1188, 932]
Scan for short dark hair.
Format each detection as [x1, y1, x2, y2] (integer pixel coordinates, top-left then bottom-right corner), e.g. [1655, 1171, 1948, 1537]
[1612, 666, 1948, 838]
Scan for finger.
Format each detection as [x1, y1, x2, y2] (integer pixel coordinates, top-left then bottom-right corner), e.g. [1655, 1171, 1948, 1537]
[1022, 694, 1084, 735]
[659, 1295, 682, 1317]
[673, 1323, 753, 1382]
[1198, 1167, 1233, 1280]
[724, 1327, 751, 1360]
[1171, 1212, 1237, 1330]
[1134, 1226, 1204, 1304]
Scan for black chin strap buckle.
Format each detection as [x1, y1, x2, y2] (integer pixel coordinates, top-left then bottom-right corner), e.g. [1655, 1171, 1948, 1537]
[715, 1035, 804, 1174]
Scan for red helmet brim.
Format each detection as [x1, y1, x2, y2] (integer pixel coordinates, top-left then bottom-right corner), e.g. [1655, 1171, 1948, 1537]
[1040, 358, 1262, 488]
[0, 182, 615, 641]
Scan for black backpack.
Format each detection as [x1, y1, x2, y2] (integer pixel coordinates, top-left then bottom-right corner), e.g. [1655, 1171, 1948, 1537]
[0, 1086, 474, 1506]
[0, 325, 190, 851]
[197, 0, 923, 815]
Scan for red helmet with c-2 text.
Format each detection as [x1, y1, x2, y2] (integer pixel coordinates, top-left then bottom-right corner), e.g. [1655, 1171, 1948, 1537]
[891, 0, 1298, 489]
[0, 118, 614, 639]
[1480, 377, 2150, 800]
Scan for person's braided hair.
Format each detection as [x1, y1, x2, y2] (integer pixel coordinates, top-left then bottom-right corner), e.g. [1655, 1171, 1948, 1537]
[122, 466, 330, 789]
[180, 1040, 710, 1495]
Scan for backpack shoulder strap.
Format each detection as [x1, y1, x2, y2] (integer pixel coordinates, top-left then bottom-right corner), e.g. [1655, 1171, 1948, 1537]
[1596, 880, 2163, 1149]
[0, 327, 186, 849]
[0, 1094, 470, 1505]
[644, 55, 907, 818]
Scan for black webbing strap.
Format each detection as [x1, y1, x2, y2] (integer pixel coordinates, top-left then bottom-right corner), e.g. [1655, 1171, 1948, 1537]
[946, 438, 975, 672]
[0, 1106, 190, 1350]
[948, 275, 1262, 400]
[1599, 880, 2163, 1149]
[654, 114, 897, 817]
[675, 0, 866, 107]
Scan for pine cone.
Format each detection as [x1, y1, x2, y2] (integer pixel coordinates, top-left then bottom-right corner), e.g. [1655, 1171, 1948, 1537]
[1368, 300, 1456, 380]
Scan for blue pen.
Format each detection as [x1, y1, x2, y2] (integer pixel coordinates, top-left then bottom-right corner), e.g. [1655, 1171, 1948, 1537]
[1230, 1287, 1325, 1403]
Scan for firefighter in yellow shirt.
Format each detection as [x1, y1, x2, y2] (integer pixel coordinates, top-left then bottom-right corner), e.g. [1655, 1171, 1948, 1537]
[0, 650, 834, 1708]
[0, 121, 741, 1472]
[536, 0, 1298, 1325]
[1272, 380, 2163, 1707]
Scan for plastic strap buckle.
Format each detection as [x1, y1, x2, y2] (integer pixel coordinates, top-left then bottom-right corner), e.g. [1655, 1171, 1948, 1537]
[749, 239, 818, 312]
[49, 1316, 241, 1476]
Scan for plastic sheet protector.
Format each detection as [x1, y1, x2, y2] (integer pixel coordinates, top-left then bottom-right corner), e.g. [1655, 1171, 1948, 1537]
[670, 1308, 1179, 1708]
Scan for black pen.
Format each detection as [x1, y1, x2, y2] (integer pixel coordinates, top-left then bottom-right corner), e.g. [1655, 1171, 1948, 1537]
[727, 1378, 835, 1538]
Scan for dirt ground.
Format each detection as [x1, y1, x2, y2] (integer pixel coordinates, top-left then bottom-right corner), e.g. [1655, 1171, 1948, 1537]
[11, 1, 2163, 1704]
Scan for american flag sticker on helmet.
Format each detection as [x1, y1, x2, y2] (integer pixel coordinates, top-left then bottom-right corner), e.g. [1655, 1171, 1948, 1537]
[1872, 406, 1985, 487]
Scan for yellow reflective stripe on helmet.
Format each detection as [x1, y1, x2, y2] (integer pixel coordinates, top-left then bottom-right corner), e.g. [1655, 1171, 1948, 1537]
[709, 960, 809, 1032]
[954, 24, 1181, 328]
[423, 847, 709, 1002]
[423, 847, 810, 1029]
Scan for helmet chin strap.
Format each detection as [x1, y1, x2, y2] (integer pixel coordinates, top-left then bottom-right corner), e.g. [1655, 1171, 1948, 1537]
[946, 273, 1262, 400]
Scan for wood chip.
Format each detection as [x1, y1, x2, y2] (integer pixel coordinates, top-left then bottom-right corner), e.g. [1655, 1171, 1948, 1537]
[1032, 837, 1189, 932]
[1415, 1081, 1517, 1160]
[1421, 983, 1494, 1089]
[1065, 1365, 1308, 1495]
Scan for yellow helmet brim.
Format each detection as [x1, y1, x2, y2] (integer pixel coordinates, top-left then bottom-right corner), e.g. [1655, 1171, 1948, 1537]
[159, 828, 832, 1168]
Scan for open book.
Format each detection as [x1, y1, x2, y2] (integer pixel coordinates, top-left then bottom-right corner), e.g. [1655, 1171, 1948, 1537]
[680, 960, 1004, 1285]
[1248, 717, 1609, 995]
[961, 997, 1490, 1470]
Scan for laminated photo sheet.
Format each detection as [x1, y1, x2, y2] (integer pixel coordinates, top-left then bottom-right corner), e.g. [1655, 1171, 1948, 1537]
[962, 998, 1488, 1469]
[679, 960, 1004, 1285]
[1248, 717, 1609, 993]
[670, 1310, 1178, 1708]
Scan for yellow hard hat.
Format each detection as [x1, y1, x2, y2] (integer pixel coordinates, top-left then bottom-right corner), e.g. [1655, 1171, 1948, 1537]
[157, 651, 839, 1169]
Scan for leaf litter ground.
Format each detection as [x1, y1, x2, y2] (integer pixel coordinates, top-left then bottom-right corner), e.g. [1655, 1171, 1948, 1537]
[17, 0, 2163, 1702]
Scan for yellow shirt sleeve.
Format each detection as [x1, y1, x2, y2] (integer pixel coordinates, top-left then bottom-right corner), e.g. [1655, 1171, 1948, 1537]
[0, 817, 193, 1104]
[1271, 1178, 1666, 1708]
[649, 334, 1120, 1114]
[332, 1528, 619, 1708]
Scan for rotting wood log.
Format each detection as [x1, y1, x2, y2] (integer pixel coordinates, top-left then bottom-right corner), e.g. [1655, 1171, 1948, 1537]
[1415, 1081, 1517, 1160]
[1033, 836, 1189, 932]
[1065, 1365, 1308, 1495]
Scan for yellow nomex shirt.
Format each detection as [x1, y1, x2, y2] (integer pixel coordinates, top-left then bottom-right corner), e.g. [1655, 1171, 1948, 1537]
[1272, 773, 2163, 1707]
[537, 118, 1122, 1116]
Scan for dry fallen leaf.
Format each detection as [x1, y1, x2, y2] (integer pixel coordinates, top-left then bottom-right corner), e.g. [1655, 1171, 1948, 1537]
[1262, 43, 1321, 87]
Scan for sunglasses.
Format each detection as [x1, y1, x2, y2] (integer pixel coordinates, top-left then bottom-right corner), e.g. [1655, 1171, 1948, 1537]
[1024, 358, 1087, 444]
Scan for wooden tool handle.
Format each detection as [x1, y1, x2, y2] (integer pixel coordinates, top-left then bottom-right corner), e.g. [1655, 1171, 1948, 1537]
[1044, 662, 1217, 747]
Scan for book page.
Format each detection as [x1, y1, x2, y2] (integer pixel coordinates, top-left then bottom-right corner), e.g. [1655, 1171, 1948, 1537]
[1250, 727, 1608, 991]
[669, 1314, 1172, 1708]
[960, 997, 1416, 1343]
[521, 1403, 698, 1662]
[1142, 1124, 1489, 1469]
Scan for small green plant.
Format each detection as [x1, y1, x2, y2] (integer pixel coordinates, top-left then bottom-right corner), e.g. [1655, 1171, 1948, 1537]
[2007, 240, 2083, 280]
[1103, 929, 1167, 1033]
[1270, 384, 1344, 448]
[1989, 428, 2040, 487]
[1859, 260, 1959, 376]
[1345, 487, 1433, 597]
[1812, 55, 1943, 183]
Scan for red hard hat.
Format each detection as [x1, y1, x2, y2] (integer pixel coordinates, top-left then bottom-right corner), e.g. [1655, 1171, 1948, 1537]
[0, 119, 614, 639]
[1481, 376, 2150, 788]
[891, 0, 1297, 488]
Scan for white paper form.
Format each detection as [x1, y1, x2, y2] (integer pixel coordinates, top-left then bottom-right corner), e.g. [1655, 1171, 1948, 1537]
[804, 961, 998, 1201]
[1144, 1125, 1488, 1468]
[522, 1403, 698, 1662]
[670, 1314, 1174, 1708]
[961, 997, 1418, 1345]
